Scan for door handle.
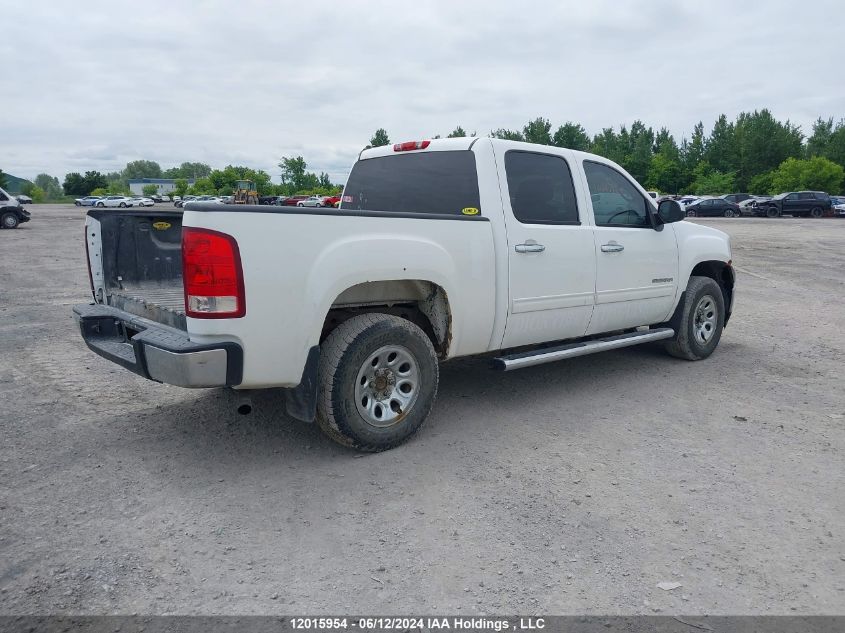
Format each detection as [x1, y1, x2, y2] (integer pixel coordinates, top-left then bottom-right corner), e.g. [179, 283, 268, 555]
[515, 243, 545, 253]
[601, 242, 624, 253]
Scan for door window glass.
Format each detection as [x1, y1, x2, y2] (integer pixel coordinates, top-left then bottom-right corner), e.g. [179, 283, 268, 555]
[584, 161, 650, 227]
[504, 151, 579, 225]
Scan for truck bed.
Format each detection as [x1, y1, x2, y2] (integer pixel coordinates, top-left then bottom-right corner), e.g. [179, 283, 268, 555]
[87, 208, 186, 330]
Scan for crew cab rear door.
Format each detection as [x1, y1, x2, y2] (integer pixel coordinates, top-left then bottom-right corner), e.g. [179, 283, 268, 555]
[579, 159, 678, 334]
[494, 146, 596, 348]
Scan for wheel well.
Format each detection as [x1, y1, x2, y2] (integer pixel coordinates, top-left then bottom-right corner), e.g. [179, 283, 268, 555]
[690, 260, 734, 322]
[321, 280, 452, 357]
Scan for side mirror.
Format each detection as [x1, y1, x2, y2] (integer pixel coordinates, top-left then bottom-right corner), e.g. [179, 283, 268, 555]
[658, 199, 685, 224]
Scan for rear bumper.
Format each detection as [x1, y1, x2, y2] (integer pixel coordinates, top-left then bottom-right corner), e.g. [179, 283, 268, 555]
[73, 303, 242, 388]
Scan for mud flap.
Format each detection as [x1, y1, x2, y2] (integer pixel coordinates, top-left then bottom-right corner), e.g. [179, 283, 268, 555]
[284, 346, 319, 422]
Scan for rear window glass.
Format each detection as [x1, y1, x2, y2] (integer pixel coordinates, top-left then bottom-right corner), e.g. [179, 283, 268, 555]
[341, 151, 480, 216]
[504, 151, 579, 224]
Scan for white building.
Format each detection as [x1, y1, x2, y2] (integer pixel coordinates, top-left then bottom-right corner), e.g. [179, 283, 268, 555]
[128, 178, 196, 195]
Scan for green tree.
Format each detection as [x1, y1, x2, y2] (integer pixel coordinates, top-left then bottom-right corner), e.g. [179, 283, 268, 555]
[552, 122, 590, 150]
[590, 128, 624, 164]
[748, 171, 774, 195]
[621, 120, 654, 184]
[646, 154, 683, 194]
[163, 162, 212, 179]
[705, 114, 737, 174]
[21, 183, 46, 202]
[34, 174, 62, 200]
[770, 157, 844, 194]
[522, 117, 552, 145]
[107, 180, 128, 195]
[680, 122, 707, 177]
[733, 109, 803, 190]
[822, 119, 845, 168]
[78, 171, 108, 195]
[142, 184, 158, 197]
[122, 160, 163, 180]
[173, 179, 189, 197]
[490, 128, 524, 141]
[63, 172, 85, 195]
[0, 169, 8, 190]
[279, 155, 308, 191]
[806, 118, 833, 158]
[369, 128, 391, 148]
[447, 126, 467, 138]
[690, 161, 735, 195]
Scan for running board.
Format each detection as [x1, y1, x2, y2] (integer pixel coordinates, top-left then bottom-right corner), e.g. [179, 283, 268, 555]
[493, 328, 675, 371]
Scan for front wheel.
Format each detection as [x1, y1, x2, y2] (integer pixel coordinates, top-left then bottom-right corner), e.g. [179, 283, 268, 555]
[686, 209, 697, 217]
[810, 206, 823, 218]
[316, 314, 439, 451]
[2, 212, 19, 229]
[75, 201, 81, 206]
[119, 202, 126, 208]
[766, 206, 779, 218]
[665, 276, 725, 361]
[96, 202, 104, 207]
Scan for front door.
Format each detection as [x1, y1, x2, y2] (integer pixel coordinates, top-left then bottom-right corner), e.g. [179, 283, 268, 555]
[580, 160, 679, 335]
[497, 148, 596, 349]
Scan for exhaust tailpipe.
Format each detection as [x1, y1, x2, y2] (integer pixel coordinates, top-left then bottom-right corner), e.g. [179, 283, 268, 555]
[236, 396, 253, 415]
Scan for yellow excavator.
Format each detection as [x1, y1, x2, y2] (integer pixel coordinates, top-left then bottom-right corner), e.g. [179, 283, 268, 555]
[232, 179, 259, 205]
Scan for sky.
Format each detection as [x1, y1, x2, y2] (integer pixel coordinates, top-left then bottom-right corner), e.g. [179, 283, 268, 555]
[2, 0, 843, 185]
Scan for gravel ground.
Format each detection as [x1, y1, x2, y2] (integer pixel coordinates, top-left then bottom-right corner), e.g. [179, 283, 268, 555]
[0, 204, 843, 615]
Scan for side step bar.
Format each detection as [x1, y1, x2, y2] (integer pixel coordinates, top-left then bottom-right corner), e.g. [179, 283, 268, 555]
[493, 328, 675, 371]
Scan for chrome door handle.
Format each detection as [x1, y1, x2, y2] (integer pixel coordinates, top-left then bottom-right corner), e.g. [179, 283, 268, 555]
[601, 243, 624, 253]
[515, 243, 545, 253]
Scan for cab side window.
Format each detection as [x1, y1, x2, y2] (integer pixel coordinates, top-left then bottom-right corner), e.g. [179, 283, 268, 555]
[584, 161, 650, 228]
[504, 151, 579, 225]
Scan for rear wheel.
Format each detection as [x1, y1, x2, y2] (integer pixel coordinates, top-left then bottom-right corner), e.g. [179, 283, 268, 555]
[75, 201, 81, 206]
[316, 314, 439, 451]
[1, 212, 19, 229]
[810, 206, 823, 218]
[96, 202, 104, 207]
[665, 276, 725, 361]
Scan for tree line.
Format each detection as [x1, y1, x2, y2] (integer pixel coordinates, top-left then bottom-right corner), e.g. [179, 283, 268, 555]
[366, 109, 845, 195]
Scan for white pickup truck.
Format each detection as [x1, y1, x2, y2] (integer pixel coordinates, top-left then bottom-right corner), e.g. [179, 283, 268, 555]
[74, 138, 735, 450]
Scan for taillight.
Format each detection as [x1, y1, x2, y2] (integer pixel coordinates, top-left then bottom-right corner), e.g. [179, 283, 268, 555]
[182, 227, 245, 319]
[393, 140, 430, 151]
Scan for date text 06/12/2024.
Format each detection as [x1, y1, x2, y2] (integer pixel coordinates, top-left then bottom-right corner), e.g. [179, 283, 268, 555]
[289, 618, 546, 631]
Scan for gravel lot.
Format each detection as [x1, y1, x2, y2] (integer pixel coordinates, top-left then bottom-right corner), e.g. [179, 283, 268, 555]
[0, 204, 843, 615]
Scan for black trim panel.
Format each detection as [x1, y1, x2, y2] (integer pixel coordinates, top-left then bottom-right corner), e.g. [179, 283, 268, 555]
[183, 202, 491, 222]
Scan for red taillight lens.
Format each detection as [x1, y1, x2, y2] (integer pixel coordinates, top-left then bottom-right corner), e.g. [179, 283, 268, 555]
[182, 227, 245, 319]
[393, 140, 431, 152]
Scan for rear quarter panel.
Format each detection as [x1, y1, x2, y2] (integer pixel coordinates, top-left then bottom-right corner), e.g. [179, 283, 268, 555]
[182, 209, 496, 388]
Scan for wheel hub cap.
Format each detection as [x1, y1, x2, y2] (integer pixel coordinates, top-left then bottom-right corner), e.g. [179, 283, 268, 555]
[694, 295, 717, 344]
[355, 345, 420, 428]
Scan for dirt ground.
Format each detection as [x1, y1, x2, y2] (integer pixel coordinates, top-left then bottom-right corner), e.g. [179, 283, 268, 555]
[0, 204, 843, 615]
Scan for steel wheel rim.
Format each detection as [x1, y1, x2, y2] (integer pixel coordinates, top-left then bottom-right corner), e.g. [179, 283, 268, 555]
[3, 215, 16, 228]
[694, 294, 718, 345]
[354, 344, 420, 428]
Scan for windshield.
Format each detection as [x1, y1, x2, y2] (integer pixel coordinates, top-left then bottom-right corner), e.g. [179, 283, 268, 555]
[342, 150, 481, 216]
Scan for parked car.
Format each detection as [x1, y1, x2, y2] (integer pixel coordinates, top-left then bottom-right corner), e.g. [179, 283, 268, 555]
[75, 137, 734, 451]
[282, 195, 309, 206]
[830, 196, 845, 217]
[94, 195, 134, 208]
[182, 195, 223, 207]
[0, 186, 31, 228]
[132, 197, 155, 207]
[151, 194, 171, 203]
[721, 193, 753, 205]
[678, 196, 699, 207]
[75, 196, 102, 207]
[645, 191, 660, 201]
[684, 197, 742, 218]
[323, 194, 342, 207]
[15, 194, 33, 204]
[174, 195, 196, 208]
[258, 195, 279, 205]
[755, 191, 832, 218]
[297, 196, 327, 207]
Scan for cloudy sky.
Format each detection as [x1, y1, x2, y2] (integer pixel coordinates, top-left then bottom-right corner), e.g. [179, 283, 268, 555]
[2, 0, 842, 184]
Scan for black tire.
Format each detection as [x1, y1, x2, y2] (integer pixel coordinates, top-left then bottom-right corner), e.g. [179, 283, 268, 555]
[1, 212, 19, 229]
[75, 201, 81, 206]
[686, 209, 697, 217]
[316, 313, 439, 451]
[96, 202, 104, 207]
[119, 202, 126, 208]
[664, 276, 725, 361]
[810, 206, 823, 218]
[766, 206, 779, 218]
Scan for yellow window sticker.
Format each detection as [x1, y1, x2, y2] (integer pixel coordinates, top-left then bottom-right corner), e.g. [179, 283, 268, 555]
[461, 207, 480, 216]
